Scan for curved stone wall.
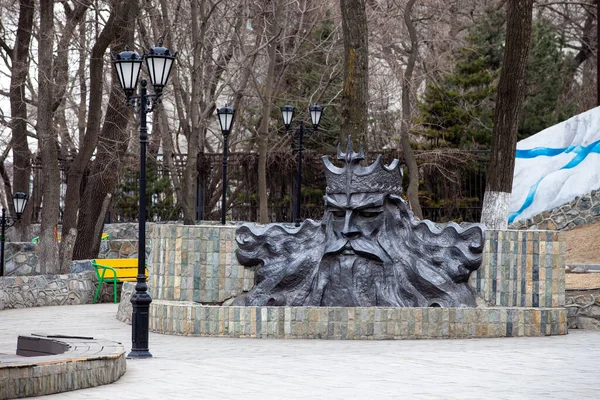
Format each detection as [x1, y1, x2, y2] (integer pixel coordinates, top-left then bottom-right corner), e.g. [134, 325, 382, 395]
[0, 335, 126, 399]
[149, 300, 567, 339]
[113, 224, 569, 339]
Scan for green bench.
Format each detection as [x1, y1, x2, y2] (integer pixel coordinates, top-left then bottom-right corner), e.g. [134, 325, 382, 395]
[92, 259, 148, 304]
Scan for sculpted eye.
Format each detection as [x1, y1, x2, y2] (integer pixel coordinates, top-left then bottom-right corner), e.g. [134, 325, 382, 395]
[359, 210, 381, 219]
[329, 209, 345, 218]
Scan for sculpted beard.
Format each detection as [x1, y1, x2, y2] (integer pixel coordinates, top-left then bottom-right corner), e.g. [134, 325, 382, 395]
[305, 254, 390, 307]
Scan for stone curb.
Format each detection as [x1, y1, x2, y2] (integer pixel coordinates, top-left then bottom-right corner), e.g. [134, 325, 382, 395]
[0, 335, 126, 399]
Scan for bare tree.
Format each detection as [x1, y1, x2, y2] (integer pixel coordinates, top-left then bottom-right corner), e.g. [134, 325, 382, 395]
[399, 0, 423, 219]
[37, 0, 60, 273]
[72, 0, 140, 260]
[7, 0, 34, 240]
[480, 0, 534, 229]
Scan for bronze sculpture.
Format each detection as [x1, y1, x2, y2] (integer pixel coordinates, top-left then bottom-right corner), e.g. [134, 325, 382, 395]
[233, 137, 485, 307]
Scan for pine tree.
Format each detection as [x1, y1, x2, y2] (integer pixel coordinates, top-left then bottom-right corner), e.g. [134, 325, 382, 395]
[419, 11, 575, 149]
[418, 8, 505, 149]
[114, 159, 180, 222]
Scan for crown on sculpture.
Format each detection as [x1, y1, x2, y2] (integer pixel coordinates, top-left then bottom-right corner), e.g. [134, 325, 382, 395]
[322, 136, 403, 196]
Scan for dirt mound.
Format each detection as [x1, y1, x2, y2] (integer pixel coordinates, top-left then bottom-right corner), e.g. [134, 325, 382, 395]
[563, 222, 600, 264]
[562, 222, 600, 290]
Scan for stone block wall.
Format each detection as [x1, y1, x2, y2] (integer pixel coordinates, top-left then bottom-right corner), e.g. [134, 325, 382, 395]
[0, 272, 96, 311]
[149, 301, 567, 339]
[509, 190, 600, 231]
[147, 225, 565, 309]
[150, 224, 254, 304]
[470, 230, 565, 308]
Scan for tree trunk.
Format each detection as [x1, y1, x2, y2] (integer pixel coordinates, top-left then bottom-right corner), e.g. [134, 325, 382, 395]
[340, 0, 369, 149]
[38, 0, 60, 273]
[257, 1, 281, 224]
[399, 0, 422, 219]
[72, 75, 132, 260]
[9, 0, 34, 241]
[72, 1, 139, 259]
[480, 0, 534, 230]
[181, 0, 202, 225]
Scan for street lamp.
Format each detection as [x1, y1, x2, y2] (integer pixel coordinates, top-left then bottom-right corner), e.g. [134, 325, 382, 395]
[113, 40, 175, 359]
[1, 192, 29, 276]
[217, 105, 235, 225]
[281, 104, 323, 227]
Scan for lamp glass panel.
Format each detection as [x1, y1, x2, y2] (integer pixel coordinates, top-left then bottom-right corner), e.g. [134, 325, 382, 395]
[218, 111, 233, 132]
[115, 63, 127, 90]
[12, 193, 28, 215]
[130, 62, 142, 89]
[225, 113, 233, 131]
[160, 58, 174, 86]
[149, 57, 164, 86]
[281, 106, 294, 126]
[310, 110, 322, 125]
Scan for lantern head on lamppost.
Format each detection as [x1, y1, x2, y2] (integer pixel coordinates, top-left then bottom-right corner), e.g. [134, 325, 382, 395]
[112, 40, 176, 106]
[112, 46, 143, 100]
[280, 105, 296, 131]
[309, 104, 323, 129]
[145, 40, 176, 97]
[12, 192, 29, 218]
[217, 105, 235, 135]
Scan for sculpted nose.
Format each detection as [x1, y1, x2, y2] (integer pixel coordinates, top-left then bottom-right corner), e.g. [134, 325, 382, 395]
[341, 211, 361, 239]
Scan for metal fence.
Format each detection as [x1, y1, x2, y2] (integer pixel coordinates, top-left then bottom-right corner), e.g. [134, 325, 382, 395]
[31, 150, 489, 224]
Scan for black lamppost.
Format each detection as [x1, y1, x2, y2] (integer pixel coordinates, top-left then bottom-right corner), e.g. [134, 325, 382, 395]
[0, 192, 29, 277]
[113, 40, 175, 359]
[281, 104, 323, 226]
[217, 105, 234, 225]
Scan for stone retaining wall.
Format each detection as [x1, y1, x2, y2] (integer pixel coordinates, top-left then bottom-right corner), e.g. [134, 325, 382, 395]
[0, 271, 117, 310]
[149, 300, 567, 339]
[509, 189, 600, 231]
[472, 230, 565, 308]
[565, 293, 600, 329]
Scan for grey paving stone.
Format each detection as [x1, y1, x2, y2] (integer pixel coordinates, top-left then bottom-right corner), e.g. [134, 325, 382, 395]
[0, 304, 599, 399]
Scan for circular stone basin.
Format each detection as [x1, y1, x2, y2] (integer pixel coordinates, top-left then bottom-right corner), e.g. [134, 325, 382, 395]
[148, 300, 567, 340]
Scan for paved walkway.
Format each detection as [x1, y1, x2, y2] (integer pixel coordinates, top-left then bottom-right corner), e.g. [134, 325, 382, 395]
[1, 304, 599, 399]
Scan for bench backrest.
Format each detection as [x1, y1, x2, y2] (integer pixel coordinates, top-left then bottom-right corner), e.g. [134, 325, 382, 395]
[93, 259, 139, 268]
[92, 259, 147, 280]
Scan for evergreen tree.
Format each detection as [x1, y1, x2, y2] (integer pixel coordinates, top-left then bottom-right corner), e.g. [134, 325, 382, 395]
[114, 159, 180, 222]
[518, 21, 576, 139]
[418, 9, 505, 149]
[419, 11, 575, 149]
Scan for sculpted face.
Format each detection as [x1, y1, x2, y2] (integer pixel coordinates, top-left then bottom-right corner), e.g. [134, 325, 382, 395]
[323, 192, 389, 262]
